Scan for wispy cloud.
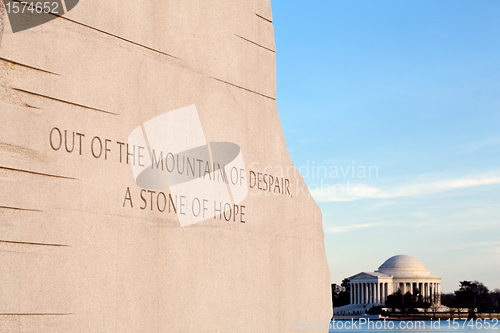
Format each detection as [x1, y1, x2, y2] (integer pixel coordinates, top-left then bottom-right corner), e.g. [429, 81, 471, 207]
[310, 172, 500, 202]
[427, 241, 500, 252]
[455, 136, 500, 154]
[326, 222, 382, 234]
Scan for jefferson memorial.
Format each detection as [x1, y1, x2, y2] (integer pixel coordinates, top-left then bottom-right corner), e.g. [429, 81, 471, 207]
[334, 255, 441, 314]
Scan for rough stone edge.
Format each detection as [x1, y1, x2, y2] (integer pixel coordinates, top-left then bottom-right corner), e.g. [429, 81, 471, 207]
[0, 0, 5, 47]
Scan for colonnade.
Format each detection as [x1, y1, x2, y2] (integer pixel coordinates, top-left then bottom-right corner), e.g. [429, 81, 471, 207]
[350, 282, 389, 305]
[350, 281, 441, 305]
[396, 282, 440, 304]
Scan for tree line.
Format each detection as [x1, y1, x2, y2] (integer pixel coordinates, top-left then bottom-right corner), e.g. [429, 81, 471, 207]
[441, 281, 500, 314]
[331, 278, 350, 308]
[332, 279, 500, 314]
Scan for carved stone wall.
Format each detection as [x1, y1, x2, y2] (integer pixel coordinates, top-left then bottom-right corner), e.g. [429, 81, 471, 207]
[0, 1, 332, 331]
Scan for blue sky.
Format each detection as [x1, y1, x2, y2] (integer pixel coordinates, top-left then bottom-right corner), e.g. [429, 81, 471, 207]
[272, 0, 500, 293]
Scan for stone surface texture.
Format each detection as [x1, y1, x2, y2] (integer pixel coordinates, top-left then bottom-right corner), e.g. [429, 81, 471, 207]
[0, 1, 332, 332]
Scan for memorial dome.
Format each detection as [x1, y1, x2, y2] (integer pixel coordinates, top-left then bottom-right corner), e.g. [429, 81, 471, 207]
[376, 255, 430, 277]
[346, 254, 442, 312]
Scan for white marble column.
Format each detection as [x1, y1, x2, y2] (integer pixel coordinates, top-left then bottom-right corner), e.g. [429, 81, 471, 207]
[436, 283, 439, 303]
[375, 283, 378, 304]
[438, 283, 441, 304]
[359, 283, 361, 304]
[350, 284, 354, 304]
[353, 284, 356, 304]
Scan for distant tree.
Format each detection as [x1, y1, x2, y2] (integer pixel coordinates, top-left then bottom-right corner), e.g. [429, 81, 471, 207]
[403, 291, 416, 312]
[338, 278, 350, 306]
[491, 289, 500, 311]
[385, 288, 429, 313]
[421, 298, 431, 313]
[454, 281, 493, 312]
[455, 281, 477, 309]
[331, 279, 351, 308]
[441, 293, 462, 317]
[440, 293, 455, 307]
[341, 278, 350, 292]
[416, 291, 430, 312]
[332, 283, 339, 308]
[385, 289, 403, 313]
[475, 282, 493, 312]
[430, 297, 440, 314]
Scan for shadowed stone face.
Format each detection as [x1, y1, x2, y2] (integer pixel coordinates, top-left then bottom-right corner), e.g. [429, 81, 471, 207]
[64, 0, 78, 11]
[2, 0, 79, 33]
